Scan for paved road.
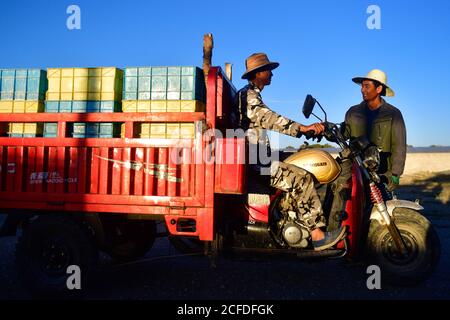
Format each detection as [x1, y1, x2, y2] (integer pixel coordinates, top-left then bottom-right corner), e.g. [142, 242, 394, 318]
[1, 210, 449, 300]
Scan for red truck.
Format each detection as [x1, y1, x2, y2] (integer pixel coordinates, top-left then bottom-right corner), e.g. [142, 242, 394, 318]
[0, 67, 440, 294]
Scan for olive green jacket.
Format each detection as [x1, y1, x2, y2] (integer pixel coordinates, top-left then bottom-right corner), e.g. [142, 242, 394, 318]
[344, 99, 407, 176]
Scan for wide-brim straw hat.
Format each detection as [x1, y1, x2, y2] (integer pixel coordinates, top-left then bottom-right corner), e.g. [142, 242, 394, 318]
[242, 53, 279, 79]
[352, 69, 395, 97]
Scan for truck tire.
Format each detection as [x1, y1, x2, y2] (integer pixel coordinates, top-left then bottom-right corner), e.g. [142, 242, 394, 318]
[105, 219, 156, 262]
[366, 208, 441, 285]
[15, 215, 98, 295]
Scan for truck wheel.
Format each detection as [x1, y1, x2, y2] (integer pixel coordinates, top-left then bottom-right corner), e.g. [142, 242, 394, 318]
[105, 219, 156, 262]
[367, 208, 441, 285]
[15, 215, 98, 295]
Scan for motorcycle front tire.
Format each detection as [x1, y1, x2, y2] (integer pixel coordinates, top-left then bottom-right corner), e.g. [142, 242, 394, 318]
[366, 208, 441, 286]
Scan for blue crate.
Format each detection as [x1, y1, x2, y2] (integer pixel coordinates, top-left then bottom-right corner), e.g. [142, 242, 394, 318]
[0, 75, 14, 100]
[44, 101, 121, 113]
[60, 101, 73, 113]
[86, 123, 99, 136]
[99, 123, 121, 135]
[7, 133, 40, 138]
[100, 101, 120, 112]
[44, 101, 60, 113]
[71, 122, 120, 138]
[86, 101, 100, 113]
[72, 101, 87, 113]
[44, 123, 58, 133]
[8, 133, 24, 138]
[43, 123, 58, 137]
[72, 123, 86, 135]
[0, 69, 47, 100]
[122, 66, 206, 102]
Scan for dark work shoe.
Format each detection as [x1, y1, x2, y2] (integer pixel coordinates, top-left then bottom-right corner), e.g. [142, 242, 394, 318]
[312, 227, 347, 251]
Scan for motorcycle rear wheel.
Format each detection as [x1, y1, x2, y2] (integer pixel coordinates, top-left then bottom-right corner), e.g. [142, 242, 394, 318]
[366, 208, 440, 286]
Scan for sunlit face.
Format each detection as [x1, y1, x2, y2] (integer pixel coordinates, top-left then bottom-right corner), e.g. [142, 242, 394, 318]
[361, 80, 382, 101]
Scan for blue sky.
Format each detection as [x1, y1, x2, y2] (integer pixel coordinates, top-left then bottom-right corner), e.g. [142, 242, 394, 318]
[1, 0, 449, 147]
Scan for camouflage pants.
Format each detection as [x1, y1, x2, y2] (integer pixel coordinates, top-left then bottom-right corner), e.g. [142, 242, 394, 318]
[270, 161, 326, 229]
[327, 158, 353, 231]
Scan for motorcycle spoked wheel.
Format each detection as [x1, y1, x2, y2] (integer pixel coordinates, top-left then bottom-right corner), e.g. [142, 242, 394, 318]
[366, 208, 441, 286]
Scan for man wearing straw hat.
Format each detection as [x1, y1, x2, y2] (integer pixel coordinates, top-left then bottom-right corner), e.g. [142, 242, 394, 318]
[327, 69, 406, 231]
[346, 69, 406, 190]
[234, 53, 346, 251]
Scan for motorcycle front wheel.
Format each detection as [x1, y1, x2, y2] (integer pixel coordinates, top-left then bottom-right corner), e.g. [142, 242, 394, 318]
[366, 208, 441, 286]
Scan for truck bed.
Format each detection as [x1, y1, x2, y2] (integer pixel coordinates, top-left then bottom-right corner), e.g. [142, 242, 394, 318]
[0, 67, 243, 241]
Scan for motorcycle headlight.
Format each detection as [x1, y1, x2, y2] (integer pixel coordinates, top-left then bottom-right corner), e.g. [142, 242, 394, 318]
[363, 145, 380, 171]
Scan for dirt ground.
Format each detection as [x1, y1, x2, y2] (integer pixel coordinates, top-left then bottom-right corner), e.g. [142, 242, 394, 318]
[398, 170, 450, 218]
[0, 171, 449, 300]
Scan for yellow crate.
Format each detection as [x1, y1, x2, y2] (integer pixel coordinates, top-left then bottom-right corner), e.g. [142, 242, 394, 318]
[0, 101, 13, 113]
[120, 122, 196, 139]
[150, 101, 167, 113]
[8, 122, 43, 135]
[140, 123, 151, 133]
[180, 123, 195, 138]
[137, 101, 152, 112]
[148, 123, 166, 139]
[46, 67, 123, 101]
[121, 101, 137, 113]
[120, 123, 125, 138]
[0, 101, 44, 113]
[167, 123, 181, 138]
[121, 100, 205, 113]
[145, 123, 195, 139]
[181, 100, 205, 112]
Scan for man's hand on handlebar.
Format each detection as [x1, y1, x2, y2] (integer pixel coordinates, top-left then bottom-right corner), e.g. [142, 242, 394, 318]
[298, 123, 325, 140]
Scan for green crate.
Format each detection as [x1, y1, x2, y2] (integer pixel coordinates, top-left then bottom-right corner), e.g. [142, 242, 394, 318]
[123, 66, 206, 102]
[0, 69, 47, 100]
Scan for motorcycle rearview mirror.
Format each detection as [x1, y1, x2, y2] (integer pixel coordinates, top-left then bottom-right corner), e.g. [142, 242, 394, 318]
[302, 95, 327, 122]
[302, 94, 316, 119]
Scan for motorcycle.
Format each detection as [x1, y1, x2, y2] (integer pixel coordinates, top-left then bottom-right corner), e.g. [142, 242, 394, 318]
[171, 94, 441, 285]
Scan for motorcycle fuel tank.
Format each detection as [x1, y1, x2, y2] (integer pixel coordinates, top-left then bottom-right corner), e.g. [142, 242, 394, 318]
[284, 149, 341, 184]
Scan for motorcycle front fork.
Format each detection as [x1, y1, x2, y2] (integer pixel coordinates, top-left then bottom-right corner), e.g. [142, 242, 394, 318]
[369, 182, 409, 257]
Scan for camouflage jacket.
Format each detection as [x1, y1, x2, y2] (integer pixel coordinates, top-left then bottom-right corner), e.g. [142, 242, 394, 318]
[233, 82, 303, 170]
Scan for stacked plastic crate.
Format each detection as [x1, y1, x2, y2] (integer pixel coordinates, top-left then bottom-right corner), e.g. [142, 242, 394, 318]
[122, 66, 206, 138]
[0, 69, 47, 137]
[44, 67, 123, 137]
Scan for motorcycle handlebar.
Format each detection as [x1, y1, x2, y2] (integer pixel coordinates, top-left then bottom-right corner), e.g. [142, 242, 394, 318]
[304, 130, 316, 140]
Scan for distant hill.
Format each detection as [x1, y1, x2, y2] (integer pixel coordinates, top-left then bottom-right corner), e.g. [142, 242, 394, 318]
[407, 146, 450, 153]
[277, 146, 450, 153]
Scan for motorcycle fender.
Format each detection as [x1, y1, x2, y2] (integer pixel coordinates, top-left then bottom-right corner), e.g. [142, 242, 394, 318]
[370, 199, 424, 224]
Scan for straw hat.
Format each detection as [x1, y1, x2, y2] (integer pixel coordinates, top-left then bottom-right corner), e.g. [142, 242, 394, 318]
[241, 53, 279, 79]
[352, 69, 395, 97]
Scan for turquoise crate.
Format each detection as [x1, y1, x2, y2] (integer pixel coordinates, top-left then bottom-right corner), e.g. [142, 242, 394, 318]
[45, 101, 121, 113]
[43, 123, 58, 137]
[0, 69, 47, 100]
[71, 122, 121, 138]
[123, 66, 206, 102]
[8, 133, 40, 138]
